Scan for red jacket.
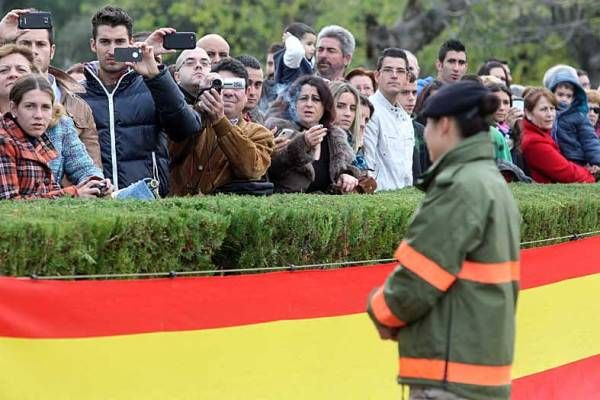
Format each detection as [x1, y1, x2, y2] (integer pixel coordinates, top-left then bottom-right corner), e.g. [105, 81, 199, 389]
[0, 116, 78, 199]
[520, 118, 595, 183]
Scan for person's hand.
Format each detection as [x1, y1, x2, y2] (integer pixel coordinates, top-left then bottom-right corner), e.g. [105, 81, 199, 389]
[97, 178, 114, 197]
[127, 43, 160, 79]
[304, 124, 327, 148]
[336, 173, 358, 193]
[76, 179, 102, 198]
[0, 9, 33, 42]
[197, 88, 225, 124]
[585, 164, 600, 175]
[375, 324, 399, 341]
[77, 178, 113, 198]
[506, 107, 524, 130]
[143, 27, 176, 56]
[273, 134, 291, 152]
[282, 32, 292, 43]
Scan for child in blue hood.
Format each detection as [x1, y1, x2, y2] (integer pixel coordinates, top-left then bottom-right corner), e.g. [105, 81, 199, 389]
[543, 64, 600, 166]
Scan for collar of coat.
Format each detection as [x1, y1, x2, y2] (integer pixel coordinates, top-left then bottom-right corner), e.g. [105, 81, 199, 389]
[49, 66, 85, 94]
[416, 131, 495, 192]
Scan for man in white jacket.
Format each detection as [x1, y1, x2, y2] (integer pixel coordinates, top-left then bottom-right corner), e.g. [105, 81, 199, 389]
[364, 48, 415, 191]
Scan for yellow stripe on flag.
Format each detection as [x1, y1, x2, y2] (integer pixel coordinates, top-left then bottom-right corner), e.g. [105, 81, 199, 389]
[0, 274, 598, 399]
[513, 274, 600, 377]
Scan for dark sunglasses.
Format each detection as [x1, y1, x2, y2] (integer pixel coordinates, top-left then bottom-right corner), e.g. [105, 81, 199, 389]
[590, 107, 600, 114]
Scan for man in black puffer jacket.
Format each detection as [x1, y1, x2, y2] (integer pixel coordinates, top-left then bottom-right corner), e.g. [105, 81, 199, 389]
[81, 6, 203, 196]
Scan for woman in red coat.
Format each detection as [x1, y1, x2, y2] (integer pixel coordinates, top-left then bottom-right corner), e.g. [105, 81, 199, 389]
[520, 87, 596, 183]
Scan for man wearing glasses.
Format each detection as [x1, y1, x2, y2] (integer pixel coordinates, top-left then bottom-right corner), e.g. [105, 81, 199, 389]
[364, 48, 416, 190]
[173, 47, 212, 103]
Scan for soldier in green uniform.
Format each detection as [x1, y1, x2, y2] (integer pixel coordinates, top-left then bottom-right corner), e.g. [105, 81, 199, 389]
[367, 81, 521, 400]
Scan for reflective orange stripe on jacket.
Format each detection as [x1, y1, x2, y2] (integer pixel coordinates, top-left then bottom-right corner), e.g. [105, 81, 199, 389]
[395, 241, 519, 289]
[459, 260, 520, 284]
[399, 357, 512, 386]
[395, 241, 455, 292]
[369, 286, 407, 328]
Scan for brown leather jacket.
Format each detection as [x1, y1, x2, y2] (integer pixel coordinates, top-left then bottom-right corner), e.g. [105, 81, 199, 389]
[50, 67, 102, 171]
[169, 116, 274, 195]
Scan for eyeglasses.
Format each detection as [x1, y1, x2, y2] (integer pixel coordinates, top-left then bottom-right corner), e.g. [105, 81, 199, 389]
[381, 67, 407, 76]
[590, 106, 600, 114]
[181, 59, 211, 69]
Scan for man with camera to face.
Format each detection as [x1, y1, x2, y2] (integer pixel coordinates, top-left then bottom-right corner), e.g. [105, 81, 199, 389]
[80, 5, 203, 197]
[169, 57, 274, 195]
[0, 8, 103, 180]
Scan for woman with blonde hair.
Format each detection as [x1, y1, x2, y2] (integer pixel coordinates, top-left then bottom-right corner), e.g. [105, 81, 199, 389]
[329, 81, 369, 171]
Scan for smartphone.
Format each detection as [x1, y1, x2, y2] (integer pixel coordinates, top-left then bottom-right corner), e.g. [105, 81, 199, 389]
[278, 128, 296, 140]
[163, 32, 197, 50]
[114, 47, 142, 63]
[18, 11, 52, 29]
[513, 97, 524, 111]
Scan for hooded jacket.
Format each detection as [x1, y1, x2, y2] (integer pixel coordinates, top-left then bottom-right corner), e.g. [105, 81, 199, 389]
[81, 63, 203, 196]
[544, 66, 600, 165]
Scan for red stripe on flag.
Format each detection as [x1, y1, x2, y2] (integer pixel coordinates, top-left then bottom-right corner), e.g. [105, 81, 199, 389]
[520, 235, 600, 289]
[0, 236, 598, 339]
[513, 354, 600, 398]
[0, 264, 397, 338]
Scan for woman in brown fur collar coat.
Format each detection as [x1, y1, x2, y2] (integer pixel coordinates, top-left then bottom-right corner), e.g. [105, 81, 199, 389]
[265, 76, 360, 193]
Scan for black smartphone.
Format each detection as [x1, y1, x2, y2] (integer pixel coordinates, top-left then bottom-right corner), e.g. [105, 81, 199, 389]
[114, 47, 142, 63]
[163, 32, 197, 50]
[18, 11, 52, 29]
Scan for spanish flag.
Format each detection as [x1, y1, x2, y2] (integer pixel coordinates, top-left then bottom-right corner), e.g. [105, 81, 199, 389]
[0, 237, 599, 399]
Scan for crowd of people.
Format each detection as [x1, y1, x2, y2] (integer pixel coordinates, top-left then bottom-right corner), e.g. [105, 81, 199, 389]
[0, 5, 599, 200]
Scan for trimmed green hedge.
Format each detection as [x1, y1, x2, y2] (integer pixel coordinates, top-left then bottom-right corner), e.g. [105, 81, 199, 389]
[1, 184, 599, 277]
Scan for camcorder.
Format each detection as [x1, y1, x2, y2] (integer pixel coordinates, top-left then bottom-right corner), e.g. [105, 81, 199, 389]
[195, 78, 246, 101]
[18, 11, 52, 29]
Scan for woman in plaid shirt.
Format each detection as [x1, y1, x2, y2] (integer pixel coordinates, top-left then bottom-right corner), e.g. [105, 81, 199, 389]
[0, 75, 109, 199]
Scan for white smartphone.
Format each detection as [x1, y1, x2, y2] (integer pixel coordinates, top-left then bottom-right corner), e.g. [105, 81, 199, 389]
[513, 97, 524, 111]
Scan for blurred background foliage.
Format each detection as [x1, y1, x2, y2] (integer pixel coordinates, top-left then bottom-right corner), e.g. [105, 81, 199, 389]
[1, 0, 599, 85]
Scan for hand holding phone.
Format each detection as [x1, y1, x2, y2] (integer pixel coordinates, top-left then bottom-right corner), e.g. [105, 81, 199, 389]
[163, 32, 197, 50]
[512, 97, 524, 111]
[114, 47, 142, 63]
[18, 11, 52, 29]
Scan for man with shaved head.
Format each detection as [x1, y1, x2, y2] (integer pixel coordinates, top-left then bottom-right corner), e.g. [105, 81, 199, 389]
[174, 47, 212, 102]
[197, 34, 230, 64]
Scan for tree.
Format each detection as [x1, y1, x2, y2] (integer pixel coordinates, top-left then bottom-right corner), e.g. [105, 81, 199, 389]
[366, 0, 600, 84]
